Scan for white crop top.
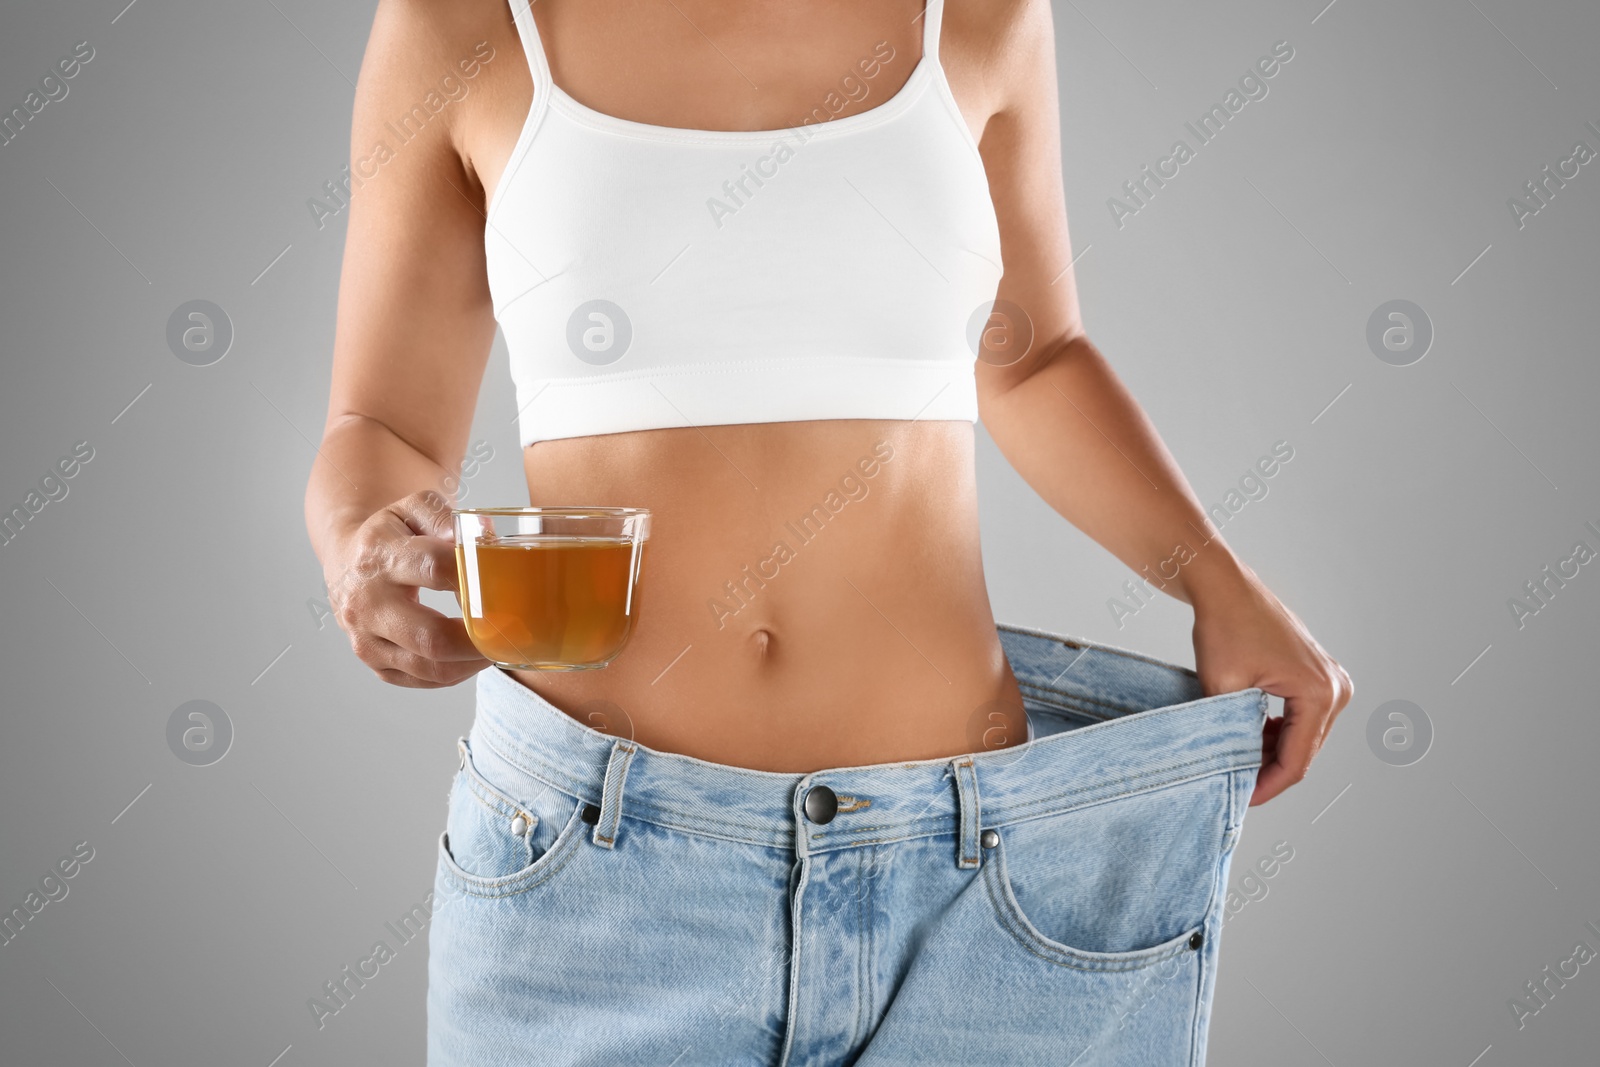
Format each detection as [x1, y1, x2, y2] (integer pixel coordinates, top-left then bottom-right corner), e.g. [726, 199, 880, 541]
[486, 0, 1003, 446]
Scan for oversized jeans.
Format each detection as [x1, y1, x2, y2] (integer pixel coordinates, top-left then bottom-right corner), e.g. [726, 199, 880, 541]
[427, 622, 1267, 1065]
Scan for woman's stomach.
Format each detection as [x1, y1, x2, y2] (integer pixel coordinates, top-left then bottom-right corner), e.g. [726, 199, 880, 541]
[508, 418, 1026, 772]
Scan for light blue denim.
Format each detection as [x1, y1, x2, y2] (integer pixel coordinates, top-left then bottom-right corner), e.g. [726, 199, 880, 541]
[426, 622, 1267, 1065]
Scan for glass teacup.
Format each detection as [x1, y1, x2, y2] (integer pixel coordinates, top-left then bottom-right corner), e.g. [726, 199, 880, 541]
[453, 507, 650, 671]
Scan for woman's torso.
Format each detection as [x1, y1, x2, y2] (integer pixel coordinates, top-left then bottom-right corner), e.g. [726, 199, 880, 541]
[456, 0, 1025, 771]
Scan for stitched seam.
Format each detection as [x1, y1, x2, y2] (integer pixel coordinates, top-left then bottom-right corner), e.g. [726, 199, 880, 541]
[478, 717, 899, 844]
[966, 759, 980, 867]
[1018, 676, 1153, 709]
[1017, 685, 1134, 719]
[1186, 778, 1243, 1065]
[996, 622, 1206, 680]
[981, 843, 1199, 972]
[476, 720, 600, 800]
[459, 742, 541, 822]
[477, 688, 1258, 846]
[987, 693, 1261, 759]
[984, 869, 1197, 973]
[479, 714, 814, 787]
[803, 760, 1260, 855]
[866, 844, 876, 1046]
[1020, 699, 1116, 723]
[853, 847, 865, 1051]
[596, 742, 636, 844]
[503, 755, 1260, 851]
[463, 779, 521, 821]
[778, 857, 808, 1067]
[510, 354, 977, 389]
[957, 753, 1262, 827]
[598, 756, 1260, 851]
[958, 760, 978, 866]
[1017, 679, 1186, 719]
[437, 808, 587, 899]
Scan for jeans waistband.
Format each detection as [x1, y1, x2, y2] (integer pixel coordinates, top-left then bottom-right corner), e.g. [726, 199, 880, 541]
[469, 623, 1268, 856]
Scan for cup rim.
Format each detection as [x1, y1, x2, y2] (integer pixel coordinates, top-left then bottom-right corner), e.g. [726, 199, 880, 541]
[451, 505, 651, 518]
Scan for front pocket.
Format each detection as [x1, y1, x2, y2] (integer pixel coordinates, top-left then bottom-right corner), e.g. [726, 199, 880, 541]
[439, 737, 588, 898]
[981, 773, 1232, 970]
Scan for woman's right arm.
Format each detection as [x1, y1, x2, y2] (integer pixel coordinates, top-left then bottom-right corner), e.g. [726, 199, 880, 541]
[304, 0, 505, 688]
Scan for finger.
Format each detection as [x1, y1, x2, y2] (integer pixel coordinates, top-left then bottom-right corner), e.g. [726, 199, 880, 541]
[1258, 714, 1284, 767]
[1250, 692, 1333, 805]
[383, 534, 460, 592]
[375, 666, 470, 690]
[385, 490, 456, 540]
[1331, 662, 1355, 718]
[355, 630, 485, 687]
[374, 669, 450, 690]
[369, 597, 490, 663]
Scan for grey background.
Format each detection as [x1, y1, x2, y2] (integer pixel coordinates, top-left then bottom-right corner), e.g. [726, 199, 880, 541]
[2, 0, 1596, 1063]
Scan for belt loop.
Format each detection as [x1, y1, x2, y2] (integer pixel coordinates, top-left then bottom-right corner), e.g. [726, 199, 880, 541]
[593, 739, 637, 850]
[952, 756, 981, 870]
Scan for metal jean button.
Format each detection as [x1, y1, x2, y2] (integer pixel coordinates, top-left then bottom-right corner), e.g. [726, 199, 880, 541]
[803, 785, 838, 825]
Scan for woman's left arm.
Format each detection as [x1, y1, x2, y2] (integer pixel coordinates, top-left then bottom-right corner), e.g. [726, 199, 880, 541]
[963, 0, 1352, 804]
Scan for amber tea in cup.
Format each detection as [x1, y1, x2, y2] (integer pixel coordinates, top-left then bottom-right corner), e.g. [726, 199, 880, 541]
[453, 507, 650, 670]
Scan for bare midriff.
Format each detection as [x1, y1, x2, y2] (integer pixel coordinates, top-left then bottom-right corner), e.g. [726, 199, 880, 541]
[508, 418, 1027, 772]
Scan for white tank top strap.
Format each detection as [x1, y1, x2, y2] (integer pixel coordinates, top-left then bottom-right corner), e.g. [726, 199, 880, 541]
[921, 0, 945, 68]
[508, 0, 554, 99]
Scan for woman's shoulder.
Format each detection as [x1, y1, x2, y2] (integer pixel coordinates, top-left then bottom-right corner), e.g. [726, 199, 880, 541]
[360, 0, 523, 110]
[939, 0, 1052, 124]
[355, 0, 528, 182]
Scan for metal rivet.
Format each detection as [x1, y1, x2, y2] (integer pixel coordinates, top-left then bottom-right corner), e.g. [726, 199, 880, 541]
[509, 815, 528, 836]
[581, 803, 601, 825]
[980, 829, 999, 849]
[1188, 931, 1204, 951]
[803, 785, 839, 825]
